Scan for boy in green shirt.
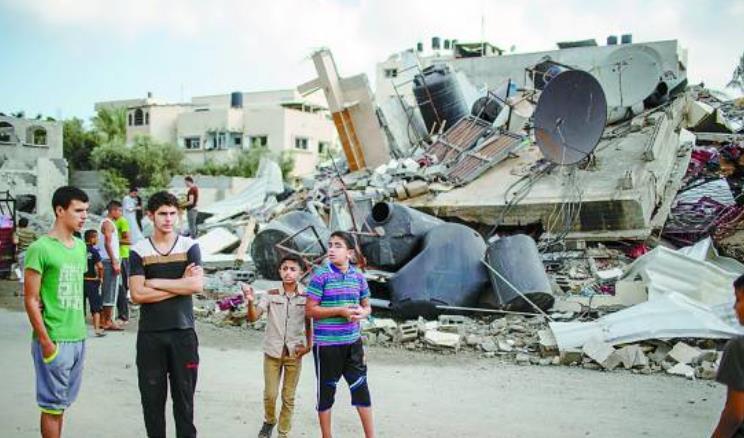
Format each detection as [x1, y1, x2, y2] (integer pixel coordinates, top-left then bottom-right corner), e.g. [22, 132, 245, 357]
[24, 186, 89, 438]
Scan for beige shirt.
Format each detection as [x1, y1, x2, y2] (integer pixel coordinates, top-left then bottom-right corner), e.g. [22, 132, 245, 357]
[257, 285, 309, 359]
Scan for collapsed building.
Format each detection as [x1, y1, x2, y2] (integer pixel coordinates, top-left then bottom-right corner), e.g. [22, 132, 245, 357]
[0, 115, 68, 216]
[190, 35, 744, 379]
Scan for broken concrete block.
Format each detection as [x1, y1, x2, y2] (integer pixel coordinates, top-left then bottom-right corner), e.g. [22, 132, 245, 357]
[438, 314, 471, 325]
[583, 340, 615, 366]
[615, 345, 649, 369]
[668, 342, 702, 365]
[550, 299, 583, 314]
[479, 339, 498, 353]
[396, 322, 418, 343]
[497, 340, 513, 353]
[439, 324, 465, 335]
[465, 334, 482, 347]
[559, 349, 583, 365]
[692, 350, 718, 366]
[515, 353, 531, 365]
[538, 329, 558, 357]
[369, 318, 397, 332]
[696, 361, 717, 380]
[667, 363, 696, 379]
[602, 352, 623, 371]
[424, 330, 461, 350]
[647, 343, 672, 364]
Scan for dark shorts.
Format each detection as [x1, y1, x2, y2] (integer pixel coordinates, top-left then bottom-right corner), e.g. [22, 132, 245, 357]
[32, 340, 86, 414]
[313, 338, 371, 411]
[84, 280, 103, 314]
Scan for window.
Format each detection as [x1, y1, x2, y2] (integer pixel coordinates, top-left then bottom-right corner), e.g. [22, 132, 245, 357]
[26, 126, 47, 145]
[134, 108, 144, 126]
[145, 112, 149, 125]
[250, 135, 268, 149]
[128, 114, 132, 126]
[294, 136, 309, 151]
[318, 141, 329, 155]
[232, 135, 242, 147]
[384, 68, 398, 78]
[184, 137, 201, 150]
[217, 132, 227, 149]
[0, 121, 15, 142]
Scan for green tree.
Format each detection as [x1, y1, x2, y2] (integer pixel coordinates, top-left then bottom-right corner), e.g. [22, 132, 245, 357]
[63, 118, 99, 171]
[92, 135, 185, 200]
[191, 147, 295, 179]
[91, 107, 127, 143]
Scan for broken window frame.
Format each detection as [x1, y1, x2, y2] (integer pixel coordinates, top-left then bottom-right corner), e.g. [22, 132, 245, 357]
[184, 136, 201, 150]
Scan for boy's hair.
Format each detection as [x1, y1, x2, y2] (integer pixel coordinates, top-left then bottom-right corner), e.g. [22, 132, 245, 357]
[107, 200, 122, 211]
[329, 231, 354, 250]
[735, 274, 744, 292]
[279, 253, 305, 271]
[129, 186, 139, 193]
[18, 217, 29, 227]
[51, 186, 89, 214]
[146, 190, 180, 213]
[184, 176, 194, 183]
[84, 229, 98, 241]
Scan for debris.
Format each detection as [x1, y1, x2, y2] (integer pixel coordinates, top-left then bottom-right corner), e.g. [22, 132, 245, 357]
[614, 345, 650, 369]
[197, 227, 240, 255]
[667, 363, 696, 379]
[423, 330, 461, 350]
[668, 342, 703, 365]
[582, 340, 615, 367]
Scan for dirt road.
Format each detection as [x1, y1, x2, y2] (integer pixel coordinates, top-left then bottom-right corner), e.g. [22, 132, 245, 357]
[0, 281, 725, 437]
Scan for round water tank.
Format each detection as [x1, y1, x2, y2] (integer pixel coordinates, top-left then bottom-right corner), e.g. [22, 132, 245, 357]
[251, 210, 329, 280]
[412, 65, 468, 133]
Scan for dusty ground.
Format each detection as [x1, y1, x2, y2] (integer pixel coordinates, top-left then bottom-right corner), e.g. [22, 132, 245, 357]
[0, 279, 727, 437]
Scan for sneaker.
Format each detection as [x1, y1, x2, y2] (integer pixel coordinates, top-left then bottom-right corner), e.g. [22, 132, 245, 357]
[258, 422, 275, 438]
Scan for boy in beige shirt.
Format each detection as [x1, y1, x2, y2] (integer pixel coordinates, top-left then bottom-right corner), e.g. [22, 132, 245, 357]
[243, 254, 312, 438]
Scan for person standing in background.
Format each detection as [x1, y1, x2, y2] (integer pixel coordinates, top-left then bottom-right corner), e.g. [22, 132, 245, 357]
[114, 212, 131, 326]
[97, 201, 122, 331]
[13, 217, 38, 296]
[183, 176, 199, 238]
[123, 187, 143, 244]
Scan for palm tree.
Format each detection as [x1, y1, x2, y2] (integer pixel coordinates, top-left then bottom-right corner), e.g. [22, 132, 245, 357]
[727, 51, 744, 94]
[91, 107, 127, 143]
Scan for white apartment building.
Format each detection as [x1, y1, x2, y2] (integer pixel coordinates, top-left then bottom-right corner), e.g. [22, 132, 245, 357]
[95, 89, 339, 177]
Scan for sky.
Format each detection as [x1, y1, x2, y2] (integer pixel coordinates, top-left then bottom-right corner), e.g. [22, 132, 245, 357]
[0, 0, 742, 121]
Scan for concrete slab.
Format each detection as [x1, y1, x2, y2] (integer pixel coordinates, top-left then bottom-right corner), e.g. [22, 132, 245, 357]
[407, 96, 691, 241]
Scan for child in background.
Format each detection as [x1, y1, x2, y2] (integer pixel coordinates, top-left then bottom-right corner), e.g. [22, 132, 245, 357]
[243, 254, 312, 438]
[13, 217, 38, 296]
[84, 229, 105, 337]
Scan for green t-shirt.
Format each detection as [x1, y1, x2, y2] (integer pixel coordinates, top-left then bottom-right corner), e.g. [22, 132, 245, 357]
[115, 216, 130, 259]
[24, 236, 87, 342]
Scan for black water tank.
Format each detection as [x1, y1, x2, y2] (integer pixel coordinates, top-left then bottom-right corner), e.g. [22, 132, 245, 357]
[432, 36, 441, 50]
[389, 223, 490, 319]
[230, 91, 243, 108]
[251, 210, 329, 280]
[480, 234, 554, 312]
[531, 60, 568, 91]
[607, 35, 618, 45]
[444, 39, 451, 50]
[413, 64, 468, 133]
[471, 95, 503, 123]
[359, 202, 442, 271]
[621, 33, 633, 44]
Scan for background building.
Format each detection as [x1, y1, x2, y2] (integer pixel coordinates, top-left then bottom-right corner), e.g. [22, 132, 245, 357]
[96, 89, 339, 177]
[0, 115, 67, 216]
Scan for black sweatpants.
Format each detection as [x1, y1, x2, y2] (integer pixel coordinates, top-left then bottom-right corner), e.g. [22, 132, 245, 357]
[137, 329, 199, 438]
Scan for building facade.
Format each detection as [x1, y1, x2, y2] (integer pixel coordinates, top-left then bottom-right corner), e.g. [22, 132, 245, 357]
[0, 115, 67, 216]
[95, 89, 338, 177]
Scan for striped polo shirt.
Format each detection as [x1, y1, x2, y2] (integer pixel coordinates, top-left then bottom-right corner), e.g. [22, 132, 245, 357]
[307, 262, 370, 346]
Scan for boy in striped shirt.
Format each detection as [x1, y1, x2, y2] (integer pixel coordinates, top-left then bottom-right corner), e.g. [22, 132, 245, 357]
[306, 231, 374, 438]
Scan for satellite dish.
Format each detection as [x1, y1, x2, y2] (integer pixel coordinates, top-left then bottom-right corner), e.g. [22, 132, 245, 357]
[534, 70, 607, 165]
[595, 45, 662, 108]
